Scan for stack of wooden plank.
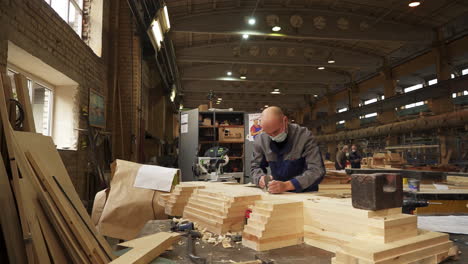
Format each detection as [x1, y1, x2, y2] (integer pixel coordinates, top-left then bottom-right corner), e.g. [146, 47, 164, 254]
[302, 196, 452, 264]
[163, 182, 206, 216]
[242, 199, 303, 251]
[183, 187, 262, 234]
[0, 73, 115, 263]
[323, 170, 351, 184]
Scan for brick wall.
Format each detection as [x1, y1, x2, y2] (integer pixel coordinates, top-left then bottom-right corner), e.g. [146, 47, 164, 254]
[0, 0, 108, 199]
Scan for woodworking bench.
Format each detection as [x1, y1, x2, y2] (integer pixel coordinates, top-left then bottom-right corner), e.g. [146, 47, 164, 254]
[113, 220, 468, 264]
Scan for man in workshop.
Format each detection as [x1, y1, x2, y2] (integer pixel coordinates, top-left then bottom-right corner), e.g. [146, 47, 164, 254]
[348, 144, 362, 169]
[335, 145, 348, 170]
[251, 106, 325, 193]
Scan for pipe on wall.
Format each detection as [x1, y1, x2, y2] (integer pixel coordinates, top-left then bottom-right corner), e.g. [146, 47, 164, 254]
[315, 109, 468, 142]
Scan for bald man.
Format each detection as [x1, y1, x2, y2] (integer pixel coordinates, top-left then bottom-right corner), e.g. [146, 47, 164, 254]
[251, 106, 325, 193]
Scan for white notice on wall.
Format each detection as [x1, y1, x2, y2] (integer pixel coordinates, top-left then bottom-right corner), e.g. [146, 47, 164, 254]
[181, 124, 188, 133]
[181, 113, 188, 124]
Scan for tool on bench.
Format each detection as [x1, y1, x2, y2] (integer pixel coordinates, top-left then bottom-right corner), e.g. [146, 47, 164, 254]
[351, 173, 403, 210]
[171, 220, 206, 264]
[263, 175, 270, 192]
[234, 255, 274, 264]
[402, 196, 443, 214]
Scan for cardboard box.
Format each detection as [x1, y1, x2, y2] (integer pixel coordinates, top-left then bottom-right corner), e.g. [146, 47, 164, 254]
[198, 104, 209, 111]
[219, 127, 244, 142]
[203, 118, 212, 126]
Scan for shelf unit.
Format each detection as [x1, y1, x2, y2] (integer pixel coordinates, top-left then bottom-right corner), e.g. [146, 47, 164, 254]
[179, 109, 246, 182]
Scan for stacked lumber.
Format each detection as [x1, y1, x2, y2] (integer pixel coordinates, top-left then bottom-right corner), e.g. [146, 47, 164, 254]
[242, 199, 303, 251]
[385, 152, 405, 167]
[323, 170, 351, 184]
[302, 196, 451, 264]
[163, 182, 206, 216]
[0, 73, 115, 263]
[183, 187, 262, 234]
[324, 160, 335, 170]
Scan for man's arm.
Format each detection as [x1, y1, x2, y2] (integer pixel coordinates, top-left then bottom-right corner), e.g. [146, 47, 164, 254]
[290, 134, 326, 192]
[251, 139, 268, 186]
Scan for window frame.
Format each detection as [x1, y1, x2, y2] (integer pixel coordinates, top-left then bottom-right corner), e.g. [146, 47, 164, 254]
[7, 64, 55, 137]
[46, 0, 84, 37]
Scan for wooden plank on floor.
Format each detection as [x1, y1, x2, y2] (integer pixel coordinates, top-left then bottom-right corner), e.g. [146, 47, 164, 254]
[0, 152, 27, 264]
[0, 70, 42, 264]
[25, 150, 110, 264]
[14, 131, 115, 260]
[111, 232, 180, 264]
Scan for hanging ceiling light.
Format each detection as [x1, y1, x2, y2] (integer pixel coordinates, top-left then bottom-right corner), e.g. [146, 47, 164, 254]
[264, 105, 269, 108]
[327, 54, 335, 64]
[317, 66, 325, 70]
[248, 18, 256, 25]
[242, 34, 249, 39]
[240, 75, 247, 79]
[271, 88, 281, 94]
[314, 94, 318, 97]
[227, 71, 232, 76]
[272, 26, 281, 32]
[408, 0, 421, 7]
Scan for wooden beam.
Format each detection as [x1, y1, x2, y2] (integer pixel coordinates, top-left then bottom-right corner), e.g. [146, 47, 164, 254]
[14, 74, 35, 132]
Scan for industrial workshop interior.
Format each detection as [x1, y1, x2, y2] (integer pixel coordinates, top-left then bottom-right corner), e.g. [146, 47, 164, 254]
[2, 0, 468, 263]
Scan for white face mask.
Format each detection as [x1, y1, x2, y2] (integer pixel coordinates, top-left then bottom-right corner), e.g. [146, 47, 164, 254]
[270, 131, 287, 142]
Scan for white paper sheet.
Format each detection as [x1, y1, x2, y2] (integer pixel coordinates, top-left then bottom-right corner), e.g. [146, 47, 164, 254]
[418, 215, 468, 234]
[133, 165, 179, 192]
[181, 114, 188, 124]
[181, 124, 188, 133]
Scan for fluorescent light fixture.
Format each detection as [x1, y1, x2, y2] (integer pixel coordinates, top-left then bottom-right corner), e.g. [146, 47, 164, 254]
[150, 19, 164, 50]
[327, 59, 335, 64]
[272, 26, 281, 32]
[408, 1, 421, 7]
[242, 34, 249, 39]
[317, 66, 325, 70]
[248, 18, 256, 25]
[218, 98, 223, 101]
[264, 105, 269, 108]
[314, 94, 318, 97]
[162, 5, 171, 31]
[240, 75, 247, 79]
[271, 88, 281, 94]
[227, 71, 232, 76]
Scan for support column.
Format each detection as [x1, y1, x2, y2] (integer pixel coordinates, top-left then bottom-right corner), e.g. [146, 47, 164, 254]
[345, 83, 360, 130]
[324, 95, 337, 161]
[378, 65, 398, 124]
[428, 29, 454, 114]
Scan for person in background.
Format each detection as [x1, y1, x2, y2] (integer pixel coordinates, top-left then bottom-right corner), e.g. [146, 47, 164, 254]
[349, 144, 362, 169]
[335, 145, 348, 170]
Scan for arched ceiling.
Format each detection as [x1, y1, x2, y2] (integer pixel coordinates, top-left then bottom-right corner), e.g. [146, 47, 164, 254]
[167, 0, 468, 112]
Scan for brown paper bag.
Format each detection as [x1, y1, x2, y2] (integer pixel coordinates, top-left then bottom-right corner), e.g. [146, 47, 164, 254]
[98, 159, 167, 240]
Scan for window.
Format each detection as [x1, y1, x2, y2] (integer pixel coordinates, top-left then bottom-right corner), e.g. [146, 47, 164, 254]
[404, 101, 425, 109]
[7, 69, 54, 136]
[404, 84, 423, 93]
[360, 112, 377, 119]
[453, 91, 468, 98]
[428, 79, 438, 86]
[338, 107, 348, 113]
[364, 98, 378, 105]
[45, 0, 83, 37]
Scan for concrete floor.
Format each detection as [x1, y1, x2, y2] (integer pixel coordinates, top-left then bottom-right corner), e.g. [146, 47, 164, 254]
[111, 220, 467, 264]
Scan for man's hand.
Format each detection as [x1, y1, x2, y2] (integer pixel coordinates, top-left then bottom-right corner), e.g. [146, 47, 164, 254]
[268, 180, 295, 194]
[259, 175, 273, 188]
